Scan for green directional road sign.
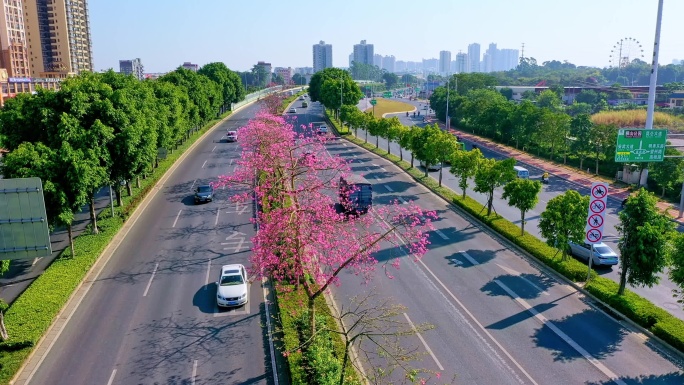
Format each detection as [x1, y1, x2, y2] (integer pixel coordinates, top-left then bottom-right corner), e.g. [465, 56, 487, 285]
[370, 99, 377, 105]
[383, 91, 392, 98]
[615, 128, 668, 162]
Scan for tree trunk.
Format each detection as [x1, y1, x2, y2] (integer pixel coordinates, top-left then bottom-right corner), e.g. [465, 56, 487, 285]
[68, 224, 75, 257]
[618, 258, 629, 295]
[487, 189, 494, 216]
[126, 181, 133, 196]
[662, 186, 666, 197]
[116, 187, 123, 207]
[410, 154, 414, 168]
[339, 341, 351, 385]
[0, 312, 7, 340]
[89, 196, 98, 234]
[521, 210, 526, 235]
[399, 146, 403, 161]
[136, 176, 141, 189]
[387, 139, 391, 154]
[308, 296, 316, 337]
[579, 157, 584, 170]
[365, 129, 368, 143]
[595, 149, 600, 175]
[438, 167, 443, 187]
[376, 135, 379, 149]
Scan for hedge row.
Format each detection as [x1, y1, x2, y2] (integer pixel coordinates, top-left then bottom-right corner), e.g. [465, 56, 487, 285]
[275, 285, 361, 385]
[0, 111, 231, 385]
[340, 131, 684, 356]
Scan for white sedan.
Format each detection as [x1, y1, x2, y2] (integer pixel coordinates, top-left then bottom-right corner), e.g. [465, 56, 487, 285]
[289, 108, 297, 113]
[216, 264, 248, 307]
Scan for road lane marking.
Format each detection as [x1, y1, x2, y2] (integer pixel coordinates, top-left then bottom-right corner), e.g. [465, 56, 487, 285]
[404, 313, 444, 370]
[413, 257, 536, 384]
[262, 277, 281, 385]
[215, 207, 220, 226]
[205, 260, 211, 290]
[434, 229, 449, 240]
[496, 263, 550, 296]
[201, 160, 208, 168]
[211, 145, 216, 152]
[191, 360, 198, 385]
[398, 197, 408, 204]
[343, 143, 348, 146]
[172, 209, 182, 228]
[460, 251, 479, 265]
[229, 159, 234, 166]
[106, 369, 117, 385]
[384, 185, 394, 192]
[191, 179, 197, 188]
[494, 280, 626, 385]
[143, 263, 159, 297]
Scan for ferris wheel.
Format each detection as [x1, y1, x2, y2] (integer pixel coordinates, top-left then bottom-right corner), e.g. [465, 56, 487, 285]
[609, 37, 645, 68]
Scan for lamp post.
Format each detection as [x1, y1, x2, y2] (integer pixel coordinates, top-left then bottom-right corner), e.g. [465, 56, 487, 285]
[445, 74, 450, 130]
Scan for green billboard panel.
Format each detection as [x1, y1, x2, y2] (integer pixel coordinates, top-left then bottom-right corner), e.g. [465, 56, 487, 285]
[0, 177, 52, 260]
[614, 128, 667, 163]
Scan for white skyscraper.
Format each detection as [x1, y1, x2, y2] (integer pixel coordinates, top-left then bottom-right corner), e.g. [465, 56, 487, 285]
[467, 43, 480, 73]
[353, 40, 374, 65]
[312, 41, 333, 73]
[383, 55, 396, 72]
[499, 49, 520, 71]
[439, 51, 452, 74]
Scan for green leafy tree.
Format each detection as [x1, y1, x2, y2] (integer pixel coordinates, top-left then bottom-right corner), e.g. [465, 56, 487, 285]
[649, 146, 684, 197]
[383, 117, 403, 155]
[568, 113, 594, 170]
[414, 124, 443, 177]
[432, 130, 460, 186]
[198, 62, 239, 108]
[292, 73, 307, 86]
[538, 190, 589, 259]
[160, 67, 221, 125]
[449, 148, 483, 198]
[536, 110, 570, 160]
[590, 123, 618, 174]
[669, 233, 684, 305]
[453, 73, 498, 95]
[319, 76, 363, 113]
[393, 124, 410, 162]
[473, 157, 516, 216]
[502, 179, 542, 235]
[499, 87, 513, 100]
[616, 188, 675, 295]
[366, 115, 385, 149]
[565, 102, 593, 117]
[537, 89, 562, 111]
[382, 72, 399, 88]
[308, 67, 351, 103]
[509, 100, 540, 149]
[406, 125, 424, 168]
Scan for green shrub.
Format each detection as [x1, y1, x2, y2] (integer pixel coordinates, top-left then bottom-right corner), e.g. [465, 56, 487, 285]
[0, 112, 230, 385]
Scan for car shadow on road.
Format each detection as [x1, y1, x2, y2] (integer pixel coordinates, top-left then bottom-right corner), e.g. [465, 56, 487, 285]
[194, 283, 218, 314]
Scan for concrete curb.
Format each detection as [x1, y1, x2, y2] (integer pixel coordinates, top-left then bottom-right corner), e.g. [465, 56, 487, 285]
[10, 111, 240, 385]
[340, 133, 684, 365]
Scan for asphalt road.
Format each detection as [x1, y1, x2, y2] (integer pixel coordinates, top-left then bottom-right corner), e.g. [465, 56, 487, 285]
[356, 97, 684, 321]
[310, 105, 684, 384]
[26, 104, 273, 385]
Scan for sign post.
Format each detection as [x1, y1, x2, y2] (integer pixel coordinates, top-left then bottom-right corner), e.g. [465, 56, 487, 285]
[614, 128, 667, 163]
[585, 182, 609, 281]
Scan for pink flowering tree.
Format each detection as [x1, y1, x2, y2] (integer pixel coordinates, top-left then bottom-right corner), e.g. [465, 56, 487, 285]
[216, 111, 435, 334]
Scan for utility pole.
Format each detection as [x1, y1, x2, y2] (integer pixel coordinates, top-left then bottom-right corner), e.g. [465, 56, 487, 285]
[640, 0, 664, 187]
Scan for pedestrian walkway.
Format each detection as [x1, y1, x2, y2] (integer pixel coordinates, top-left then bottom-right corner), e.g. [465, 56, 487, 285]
[445, 124, 683, 224]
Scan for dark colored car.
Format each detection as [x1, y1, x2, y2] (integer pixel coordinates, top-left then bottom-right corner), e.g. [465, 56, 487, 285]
[194, 185, 214, 204]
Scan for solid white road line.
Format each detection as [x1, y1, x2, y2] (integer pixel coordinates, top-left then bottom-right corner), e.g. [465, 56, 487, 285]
[384, 185, 394, 192]
[496, 263, 550, 296]
[106, 369, 117, 385]
[143, 263, 159, 297]
[172, 209, 182, 228]
[201, 160, 208, 169]
[460, 251, 479, 266]
[343, 143, 348, 146]
[262, 277, 280, 385]
[494, 280, 626, 385]
[191, 179, 197, 188]
[215, 207, 220, 226]
[398, 197, 408, 204]
[191, 360, 198, 385]
[211, 145, 216, 152]
[205, 260, 211, 290]
[229, 159, 234, 166]
[404, 313, 444, 371]
[434, 229, 449, 240]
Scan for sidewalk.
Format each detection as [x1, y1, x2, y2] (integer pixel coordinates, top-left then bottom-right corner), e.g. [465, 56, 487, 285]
[436, 122, 683, 224]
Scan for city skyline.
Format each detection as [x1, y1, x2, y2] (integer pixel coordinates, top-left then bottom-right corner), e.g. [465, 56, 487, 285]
[91, 0, 684, 73]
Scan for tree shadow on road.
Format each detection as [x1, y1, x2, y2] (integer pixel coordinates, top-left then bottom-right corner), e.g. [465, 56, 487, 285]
[480, 273, 556, 299]
[584, 372, 684, 385]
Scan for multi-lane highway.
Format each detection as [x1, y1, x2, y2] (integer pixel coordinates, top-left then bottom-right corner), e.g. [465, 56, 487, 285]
[297, 103, 684, 384]
[353, 97, 684, 321]
[24, 104, 272, 385]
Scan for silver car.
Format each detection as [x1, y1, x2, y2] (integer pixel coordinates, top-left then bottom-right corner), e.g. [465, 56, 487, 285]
[568, 241, 619, 266]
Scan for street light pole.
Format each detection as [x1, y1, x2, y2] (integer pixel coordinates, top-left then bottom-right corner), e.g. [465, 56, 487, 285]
[641, 0, 664, 186]
[445, 74, 450, 130]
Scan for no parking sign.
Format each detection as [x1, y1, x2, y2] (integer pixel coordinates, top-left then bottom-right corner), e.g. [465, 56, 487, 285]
[585, 182, 608, 244]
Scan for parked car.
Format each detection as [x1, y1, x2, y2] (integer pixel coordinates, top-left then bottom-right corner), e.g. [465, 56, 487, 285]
[289, 108, 297, 113]
[194, 185, 214, 204]
[216, 264, 248, 307]
[568, 241, 619, 266]
[226, 130, 238, 142]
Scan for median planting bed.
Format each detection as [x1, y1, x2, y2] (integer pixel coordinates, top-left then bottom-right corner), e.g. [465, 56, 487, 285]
[0, 112, 231, 385]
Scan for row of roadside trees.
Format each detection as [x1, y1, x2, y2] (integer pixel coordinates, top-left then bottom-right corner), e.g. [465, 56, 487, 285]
[0, 63, 245, 257]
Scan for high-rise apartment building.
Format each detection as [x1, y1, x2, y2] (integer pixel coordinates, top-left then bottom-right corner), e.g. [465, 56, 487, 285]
[274, 67, 294, 84]
[120, 58, 144, 80]
[455, 52, 468, 73]
[439, 50, 451, 74]
[422, 58, 438, 74]
[182, 62, 198, 71]
[373, 54, 383, 68]
[312, 40, 332, 73]
[0, 0, 29, 78]
[499, 49, 519, 71]
[353, 40, 374, 65]
[382, 55, 395, 73]
[24, 0, 93, 78]
[467, 43, 480, 73]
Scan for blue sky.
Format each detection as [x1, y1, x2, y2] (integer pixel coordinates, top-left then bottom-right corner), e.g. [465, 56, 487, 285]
[91, 0, 684, 73]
